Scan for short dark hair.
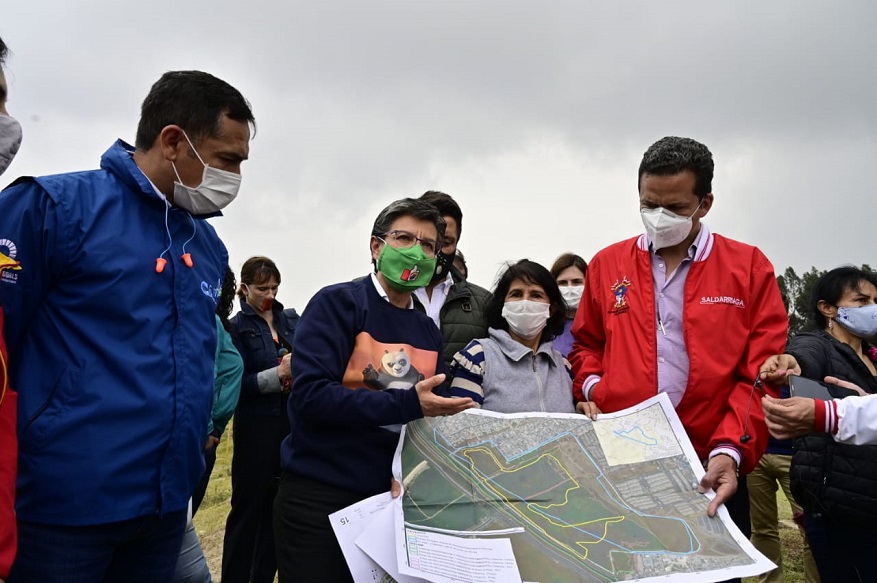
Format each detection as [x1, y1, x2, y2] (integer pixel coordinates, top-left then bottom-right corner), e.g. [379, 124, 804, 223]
[549, 253, 588, 280]
[419, 191, 463, 240]
[0, 36, 9, 104]
[638, 136, 714, 199]
[238, 256, 281, 298]
[371, 198, 446, 268]
[216, 266, 237, 330]
[135, 70, 255, 150]
[810, 266, 877, 329]
[487, 259, 567, 340]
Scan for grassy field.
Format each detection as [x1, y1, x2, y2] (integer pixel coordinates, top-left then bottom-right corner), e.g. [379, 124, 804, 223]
[197, 420, 809, 583]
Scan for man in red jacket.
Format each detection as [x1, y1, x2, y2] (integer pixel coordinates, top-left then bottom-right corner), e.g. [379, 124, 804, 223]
[0, 35, 19, 583]
[569, 137, 787, 572]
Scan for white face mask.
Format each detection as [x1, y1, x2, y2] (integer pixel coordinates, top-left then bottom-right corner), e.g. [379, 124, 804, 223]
[502, 300, 551, 340]
[640, 200, 702, 250]
[559, 285, 584, 310]
[0, 114, 23, 176]
[171, 131, 241, 215]
[836, 304, 877, 339]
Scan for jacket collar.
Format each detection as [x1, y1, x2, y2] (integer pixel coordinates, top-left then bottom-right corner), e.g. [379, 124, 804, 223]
[487, 327, 561, 367]
[636, 222, 714, 262]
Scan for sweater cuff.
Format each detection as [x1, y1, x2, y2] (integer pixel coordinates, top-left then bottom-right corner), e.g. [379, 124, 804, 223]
[709, 446, 741, 469]
[583, 375, 601, 401]
[257, 367, 283, 394]
[813, 399, 838, 434]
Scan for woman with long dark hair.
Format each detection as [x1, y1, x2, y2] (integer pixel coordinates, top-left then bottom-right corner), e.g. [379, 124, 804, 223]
[449, 259, 575, 413]
[760, 266, 877, 582]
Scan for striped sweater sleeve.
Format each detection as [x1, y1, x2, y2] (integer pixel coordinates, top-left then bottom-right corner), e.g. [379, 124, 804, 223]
[449, 340, 486, 406]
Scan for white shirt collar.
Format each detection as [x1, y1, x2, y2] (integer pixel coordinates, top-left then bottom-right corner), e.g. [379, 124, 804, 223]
[370, 272, 414, 309]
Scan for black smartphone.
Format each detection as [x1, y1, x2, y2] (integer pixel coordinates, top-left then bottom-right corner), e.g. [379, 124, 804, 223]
[788, 375, 858, 400]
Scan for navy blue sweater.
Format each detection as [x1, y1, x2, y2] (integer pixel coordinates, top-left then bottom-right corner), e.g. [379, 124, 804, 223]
[280, 276, 445, 495]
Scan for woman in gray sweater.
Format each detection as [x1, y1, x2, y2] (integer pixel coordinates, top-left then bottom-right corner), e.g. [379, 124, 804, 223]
[448, 259, 576, 414]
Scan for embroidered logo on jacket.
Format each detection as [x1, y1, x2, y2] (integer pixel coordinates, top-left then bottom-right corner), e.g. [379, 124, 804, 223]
[609, 277, 633, 314]
[701, 295, 745, 309]
[0, 238, 21, 284]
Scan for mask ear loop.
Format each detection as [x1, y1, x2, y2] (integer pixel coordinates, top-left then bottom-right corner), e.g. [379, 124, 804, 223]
[180, 213, 196, 268]
[155, 199, 172, 273]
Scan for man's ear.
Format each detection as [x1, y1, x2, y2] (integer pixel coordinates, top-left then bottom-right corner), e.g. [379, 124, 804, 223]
[158, 125, 186, 162]
[698, 193, 715, 218]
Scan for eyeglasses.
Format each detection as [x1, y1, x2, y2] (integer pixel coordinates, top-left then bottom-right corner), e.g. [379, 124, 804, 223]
[380, 230, 438, 258]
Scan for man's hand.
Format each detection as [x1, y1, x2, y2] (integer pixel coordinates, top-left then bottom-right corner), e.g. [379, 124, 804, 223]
[416, 374, 476, 417]
[824, 375, 868, 396]
[698, 454, 738, 518]
[762, 395, 816, 440]
[758, 354, 800, 385]
[575, 401, 601, 421]
[391, 478, 402, 499]
[204, 435, 220, 450]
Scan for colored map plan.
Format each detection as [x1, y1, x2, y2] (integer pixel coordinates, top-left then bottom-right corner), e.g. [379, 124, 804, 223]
[394, 394, 773, 583]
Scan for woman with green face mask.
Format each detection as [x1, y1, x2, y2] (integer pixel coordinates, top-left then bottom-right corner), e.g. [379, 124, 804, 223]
[273, 198, 475, 583]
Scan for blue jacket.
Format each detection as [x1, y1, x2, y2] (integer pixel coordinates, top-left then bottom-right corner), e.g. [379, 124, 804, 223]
[230, 298, 299, 417]
[0, 140, 228, 525]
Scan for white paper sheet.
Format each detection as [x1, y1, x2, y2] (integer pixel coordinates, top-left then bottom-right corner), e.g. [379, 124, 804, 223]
[356, 500, 429, 583]
[329, 492, 398, 583]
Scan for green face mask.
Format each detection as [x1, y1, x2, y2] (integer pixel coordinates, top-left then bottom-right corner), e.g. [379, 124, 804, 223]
[376, 243, 436, 292]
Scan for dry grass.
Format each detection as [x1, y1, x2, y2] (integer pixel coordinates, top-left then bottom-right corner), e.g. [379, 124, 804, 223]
[198, 421, 809, 583]
[193, 420, 235, 581]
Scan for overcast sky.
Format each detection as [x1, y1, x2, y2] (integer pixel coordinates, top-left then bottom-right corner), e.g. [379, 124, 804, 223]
[3, 2, 875, 309]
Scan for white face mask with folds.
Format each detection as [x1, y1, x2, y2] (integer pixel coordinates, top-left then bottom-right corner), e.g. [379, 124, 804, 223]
[502, 300, 551, 340]
[171, 131, 241, 215]
[640, 200, 702, 250]
[559, 285, 584, 310]
[0, 114, 23, 176]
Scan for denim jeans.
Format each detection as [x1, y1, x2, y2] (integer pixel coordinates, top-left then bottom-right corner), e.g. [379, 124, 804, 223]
[10, 510, 186, 583]
[174, 519, 212, 583]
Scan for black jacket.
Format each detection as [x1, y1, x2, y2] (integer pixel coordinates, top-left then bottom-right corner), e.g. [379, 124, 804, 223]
[787, 330, 877, 522]
[230, 298, 299, 417]
[413, 273, 492, 370]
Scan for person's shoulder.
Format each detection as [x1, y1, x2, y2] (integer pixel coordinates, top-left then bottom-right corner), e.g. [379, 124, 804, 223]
[3, 170, 103, 202]
[453, 277, 491, 301]
[788, 331, 828, 350]
[710, 233, 764, 258]
[592, 235, 642, 259]
[306, 278, 369, 311]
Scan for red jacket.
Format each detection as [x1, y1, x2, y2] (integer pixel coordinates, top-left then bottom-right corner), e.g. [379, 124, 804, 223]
[0, 306, 16, 578]
[569, 227, 787, 475]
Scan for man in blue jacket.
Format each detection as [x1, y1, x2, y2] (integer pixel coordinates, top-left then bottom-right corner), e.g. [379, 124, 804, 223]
[0, 70, 254, 582]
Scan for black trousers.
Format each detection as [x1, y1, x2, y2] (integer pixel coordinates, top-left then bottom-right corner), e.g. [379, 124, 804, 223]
[190, 442, 217, 516]
[717, 474, 750, 583]
[221, 413, 289, 583]
[274, 472, 367, 583]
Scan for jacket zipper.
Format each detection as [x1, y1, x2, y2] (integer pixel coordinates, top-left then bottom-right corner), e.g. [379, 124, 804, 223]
[532, 354, 545, 412]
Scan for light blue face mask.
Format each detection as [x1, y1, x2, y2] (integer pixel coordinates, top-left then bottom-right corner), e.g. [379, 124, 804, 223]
[836, 304, 877, 339]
